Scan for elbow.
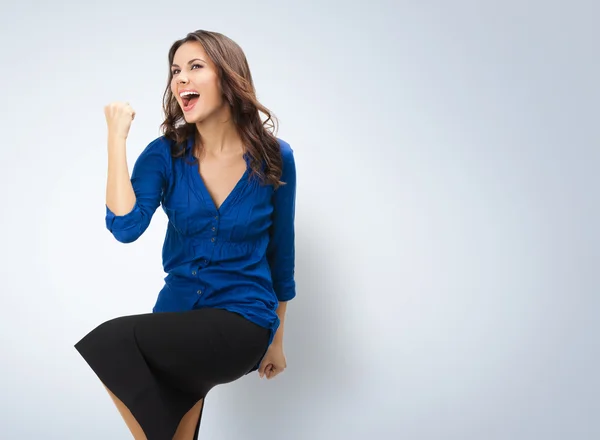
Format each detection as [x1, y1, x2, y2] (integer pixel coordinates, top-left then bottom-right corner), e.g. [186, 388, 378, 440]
[105, 203, 147, 243]
[108, 226, 142, 243]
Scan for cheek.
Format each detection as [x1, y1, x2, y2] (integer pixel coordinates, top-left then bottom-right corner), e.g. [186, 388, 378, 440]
[198, 74, 222, 100]
[198, 87, 223, 109]
[205, 88, 223, 104]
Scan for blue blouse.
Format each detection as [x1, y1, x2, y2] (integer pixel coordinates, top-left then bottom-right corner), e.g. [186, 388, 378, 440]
[104, 134, 296, 347]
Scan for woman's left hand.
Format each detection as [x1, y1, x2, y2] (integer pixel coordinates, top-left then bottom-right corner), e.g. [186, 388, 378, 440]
[258, 343, 287, 379]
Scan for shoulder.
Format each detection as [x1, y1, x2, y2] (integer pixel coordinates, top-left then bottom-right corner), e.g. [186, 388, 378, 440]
[276, 137, 295, 165]
[141, 135, 173, 157]
[275, 138, 296, 184]
[135, 136, 174, 167]
[131, 136, 173, 178]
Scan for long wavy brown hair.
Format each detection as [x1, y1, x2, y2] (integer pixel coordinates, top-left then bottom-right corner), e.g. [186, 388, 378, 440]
[160, 30, 284, 188]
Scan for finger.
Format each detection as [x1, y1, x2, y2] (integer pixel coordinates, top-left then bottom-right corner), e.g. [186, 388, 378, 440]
[271, 364, 285, 379]
[260, 362, 272, 378]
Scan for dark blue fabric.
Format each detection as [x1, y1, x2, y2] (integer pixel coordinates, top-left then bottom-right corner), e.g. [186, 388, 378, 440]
[105, 134, 296, 346]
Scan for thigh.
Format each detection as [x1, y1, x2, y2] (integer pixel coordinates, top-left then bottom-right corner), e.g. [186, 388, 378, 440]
[131, 307, 270, 393]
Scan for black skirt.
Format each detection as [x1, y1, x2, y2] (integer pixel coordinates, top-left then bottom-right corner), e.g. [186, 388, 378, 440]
[74, 307, 271, 440]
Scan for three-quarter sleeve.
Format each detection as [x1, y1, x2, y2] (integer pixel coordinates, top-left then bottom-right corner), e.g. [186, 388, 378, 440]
[105, 138, 169, 243]
[266, 141, 297, 302]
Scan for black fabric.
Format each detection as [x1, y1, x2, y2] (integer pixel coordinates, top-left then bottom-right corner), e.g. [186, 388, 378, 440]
[74, 307, 270, 440]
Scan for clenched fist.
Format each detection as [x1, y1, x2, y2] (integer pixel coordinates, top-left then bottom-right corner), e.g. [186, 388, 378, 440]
[104, 101, 136, 139]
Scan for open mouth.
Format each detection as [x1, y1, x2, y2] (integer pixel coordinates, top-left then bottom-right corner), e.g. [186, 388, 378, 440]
[180, 91, 200, 111]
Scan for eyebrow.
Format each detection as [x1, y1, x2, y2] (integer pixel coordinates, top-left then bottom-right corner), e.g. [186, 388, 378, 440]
[171, 58, 206, 68]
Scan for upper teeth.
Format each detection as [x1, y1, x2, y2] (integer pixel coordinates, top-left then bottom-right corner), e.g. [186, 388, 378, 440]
[180, 91, 199, 97]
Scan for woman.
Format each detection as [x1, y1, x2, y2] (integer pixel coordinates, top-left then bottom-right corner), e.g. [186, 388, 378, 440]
[74, 29, 296, 440]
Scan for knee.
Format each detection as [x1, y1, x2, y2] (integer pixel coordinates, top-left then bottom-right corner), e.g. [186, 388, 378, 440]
[78, 315, 135, 349]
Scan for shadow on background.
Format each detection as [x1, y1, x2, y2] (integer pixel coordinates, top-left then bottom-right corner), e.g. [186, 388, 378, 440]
[203, 228, 364, 438]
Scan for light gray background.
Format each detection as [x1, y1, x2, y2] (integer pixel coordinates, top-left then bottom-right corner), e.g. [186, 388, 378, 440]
[1, 1, 598, 439]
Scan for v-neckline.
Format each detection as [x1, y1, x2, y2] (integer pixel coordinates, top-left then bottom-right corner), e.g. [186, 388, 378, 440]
[194, 164, 249, 213]
[185, 139, 250, 214]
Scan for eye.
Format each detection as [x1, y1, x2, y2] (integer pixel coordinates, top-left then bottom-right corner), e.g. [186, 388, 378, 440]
[171, 64, 203, 76]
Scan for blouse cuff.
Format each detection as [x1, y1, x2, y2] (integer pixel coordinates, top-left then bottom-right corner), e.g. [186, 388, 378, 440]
[105, 202, 142, 232]
[273, 278, 296, 302]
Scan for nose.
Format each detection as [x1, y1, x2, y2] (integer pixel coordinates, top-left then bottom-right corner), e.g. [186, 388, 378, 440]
[178, 75, 189, 84]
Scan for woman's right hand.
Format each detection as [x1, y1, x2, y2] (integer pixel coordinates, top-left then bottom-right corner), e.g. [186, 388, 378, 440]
[104, 101, 136, 140]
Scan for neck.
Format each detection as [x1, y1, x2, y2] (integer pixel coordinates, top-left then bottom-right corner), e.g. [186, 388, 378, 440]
[194, 105, 242, 157]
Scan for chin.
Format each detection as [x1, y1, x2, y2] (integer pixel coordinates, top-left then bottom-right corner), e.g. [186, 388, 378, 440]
[182, 110, 204, 124]
[186, 109, 222, 126]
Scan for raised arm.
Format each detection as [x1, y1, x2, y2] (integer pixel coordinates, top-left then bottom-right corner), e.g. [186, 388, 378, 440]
[105, 136, 168, 243]
[103, 102, 168, 243]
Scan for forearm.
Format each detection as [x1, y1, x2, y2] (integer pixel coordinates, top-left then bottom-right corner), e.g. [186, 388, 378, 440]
[272, 301, 288, 346]
[106, 135, 136, 215]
